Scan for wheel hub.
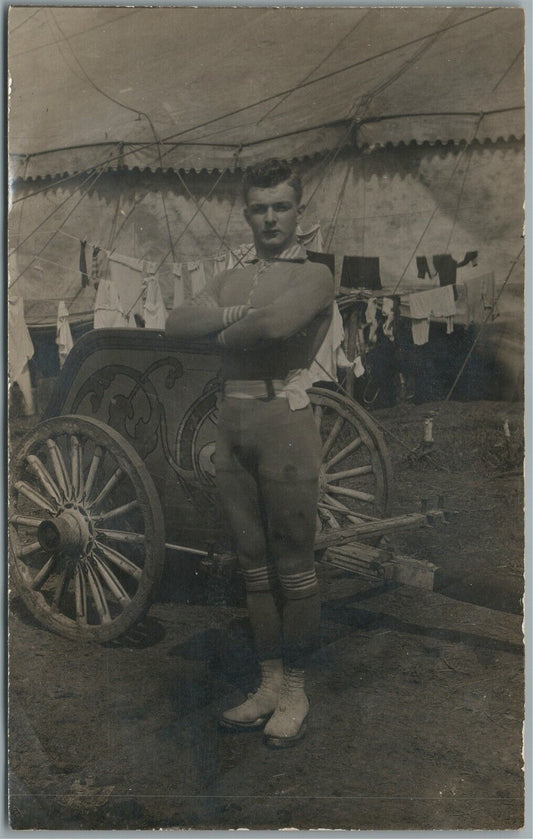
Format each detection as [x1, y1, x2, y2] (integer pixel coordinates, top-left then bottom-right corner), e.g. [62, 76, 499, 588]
[37, 508, 92, 556]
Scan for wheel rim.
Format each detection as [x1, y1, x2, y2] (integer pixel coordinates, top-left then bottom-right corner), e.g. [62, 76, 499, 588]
[9, 415, 165, 641]
[176, 387, 392, 533]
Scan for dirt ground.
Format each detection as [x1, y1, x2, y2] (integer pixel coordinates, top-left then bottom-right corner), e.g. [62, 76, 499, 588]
[8, 399, 525, 830]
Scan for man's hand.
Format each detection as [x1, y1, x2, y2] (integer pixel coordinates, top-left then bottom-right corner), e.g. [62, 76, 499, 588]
[166, 304, 249, 339]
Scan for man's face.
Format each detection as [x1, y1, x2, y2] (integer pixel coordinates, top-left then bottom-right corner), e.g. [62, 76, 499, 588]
[244, 181, 304, 256]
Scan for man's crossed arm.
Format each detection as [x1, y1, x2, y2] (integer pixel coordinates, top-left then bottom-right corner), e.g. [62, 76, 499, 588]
[166, 267, 333, 349]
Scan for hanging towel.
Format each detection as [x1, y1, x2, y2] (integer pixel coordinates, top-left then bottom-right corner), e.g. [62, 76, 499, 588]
[79, 240, 89, 287]
[213, 254, 227, 276]
[297, 223, 324, 253]
[172, 263, 185, 308]
[56, 301, 73, 367]
[365, 297, 379, 344]
[463, 273, 493, 324]
[107, 252, 145, 322]
[143, 275, 167, 329]
[341, 256, 381, 290]
[8, 295, 35, 414]
[382, 297, 395, 341]
[94, 278, 128, 328]
[187, 261, 206, 298]
[309, 302, 346, 383]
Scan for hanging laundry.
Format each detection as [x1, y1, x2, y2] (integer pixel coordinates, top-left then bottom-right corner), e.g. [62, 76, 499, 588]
[79, 240, 89, 287]
[56, 301, 73, 368]
[416, 256, 431, 280]
[364, 298, 379, 344]
[457, 250, 479, 268]
[382, 297, 395, 341]
[94, 278, 128, 328]
[297, 223, 324, 253]
[213, 254, 227, 276]
[353, 356, 365, 378]
[143, 275, 167, 329]
[91, 246, 107, 288]
[408, 284, 457, 345]
[309, 303, 347, 383]
[172, 263, 185, 308]
[463, 273, 493, 324]
[187, 261, 206, 299]
[307, 251, 335, 276]
[432, 254, 457, 287]
[341, 256, 381, 290]
[8, 295, 35, 415]
[107, 252, 146, 323]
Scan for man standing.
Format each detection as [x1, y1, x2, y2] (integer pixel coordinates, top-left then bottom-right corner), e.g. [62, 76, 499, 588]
[167, 159, 334, 747]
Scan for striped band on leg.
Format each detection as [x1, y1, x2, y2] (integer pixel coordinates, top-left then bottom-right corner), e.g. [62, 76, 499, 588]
[243, 565, 277, 593]
[278, 568, 320, 600]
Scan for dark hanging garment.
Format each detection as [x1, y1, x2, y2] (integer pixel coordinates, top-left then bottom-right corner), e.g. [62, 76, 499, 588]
[79, 240, 89, 288]
[306, 250, 335, 276]
[432, 254, 457, 287]
[416, 256, 431, 279]
[341, 256, 381, 290]
[457, 250, 478, 268]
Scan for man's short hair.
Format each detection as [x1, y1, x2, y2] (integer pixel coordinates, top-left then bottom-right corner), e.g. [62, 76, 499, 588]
[242, 159, 303, 205]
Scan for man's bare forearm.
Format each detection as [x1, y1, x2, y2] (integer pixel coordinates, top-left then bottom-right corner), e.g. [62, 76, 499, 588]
[166, 305, 249, 339]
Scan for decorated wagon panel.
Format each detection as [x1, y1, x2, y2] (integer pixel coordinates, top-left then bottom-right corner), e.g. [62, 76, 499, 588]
[45, 328, 227, 548]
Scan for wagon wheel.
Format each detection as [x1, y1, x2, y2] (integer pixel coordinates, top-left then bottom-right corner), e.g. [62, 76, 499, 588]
[176, 386, 392, 530]
[9, 415, 165, 642]
[308, 387, 393, 531]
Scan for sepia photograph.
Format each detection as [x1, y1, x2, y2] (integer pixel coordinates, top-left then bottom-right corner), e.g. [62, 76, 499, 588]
[6, 3, 526, 831]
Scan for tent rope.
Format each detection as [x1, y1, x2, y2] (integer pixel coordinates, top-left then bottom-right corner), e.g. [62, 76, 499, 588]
[440, 245, 524, 406]
[9, 165, 107, 290]
[11, 8, 501, 207]
[390, 113, 484, 296]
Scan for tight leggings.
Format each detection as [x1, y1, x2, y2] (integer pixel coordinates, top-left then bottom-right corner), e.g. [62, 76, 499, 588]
[215, 396, 322, 665]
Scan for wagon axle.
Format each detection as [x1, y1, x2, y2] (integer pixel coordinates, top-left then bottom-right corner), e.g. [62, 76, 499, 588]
[37, 508, 94, 557]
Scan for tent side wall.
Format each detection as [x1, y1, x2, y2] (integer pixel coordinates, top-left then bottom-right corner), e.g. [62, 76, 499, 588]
[9, 137, 524, 396]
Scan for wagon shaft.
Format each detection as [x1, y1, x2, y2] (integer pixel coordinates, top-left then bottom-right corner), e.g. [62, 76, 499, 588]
[313, 507, 448, 551]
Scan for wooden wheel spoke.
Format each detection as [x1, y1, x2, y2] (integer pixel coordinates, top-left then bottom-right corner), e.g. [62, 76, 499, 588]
[25, 455, 62, 504]
[94, 541, 142, 581]
[90, 467, 124, 511]
[321, 415, 344, 459]
[325, 483, 375, 503]
[85, 564, 112, 624]
[70, 435, 83, 500]
[317, 504, 341, 529]
[325, 436, 363, 471]
[321, 494, 367, 522]
[93, 499, 139, 523]
[84, 445, 105, 501]
[326, 465, 374, 482]
[52, 565, 71, 608]
[92, 555, 131, 605]
[46, 438, 73, 499]
[32, 553, 58, 591]
[18, 540, 43, 558]
[96, 529, 145, 546]
[15, 480, 55, 513]
[74, 567, 88, 624]
[313, 405, 323, 432]
[10, 515, 42, 528]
